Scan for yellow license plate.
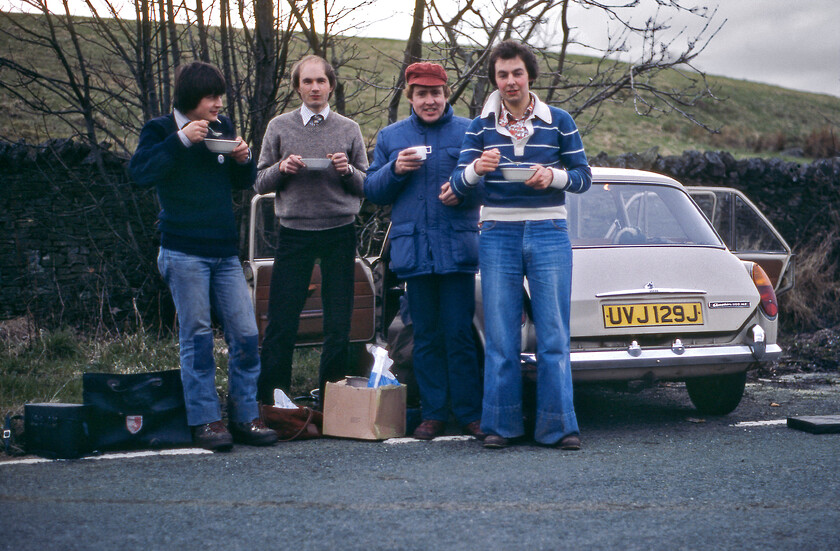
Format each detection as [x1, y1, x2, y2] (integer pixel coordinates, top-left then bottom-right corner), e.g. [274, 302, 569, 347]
[602, 302, 703, 328]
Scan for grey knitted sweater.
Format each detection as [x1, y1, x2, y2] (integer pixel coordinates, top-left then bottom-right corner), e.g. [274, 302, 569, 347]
[255, 109, 368, 230]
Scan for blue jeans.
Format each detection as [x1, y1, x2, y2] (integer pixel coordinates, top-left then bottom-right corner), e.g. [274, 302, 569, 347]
[158, 247, 261, 426]
[478, 219, 579, 444]
[405, 273, 482, 425]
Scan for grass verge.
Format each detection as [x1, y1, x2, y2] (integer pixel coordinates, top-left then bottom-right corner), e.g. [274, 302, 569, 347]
[0, 323, 320, 415]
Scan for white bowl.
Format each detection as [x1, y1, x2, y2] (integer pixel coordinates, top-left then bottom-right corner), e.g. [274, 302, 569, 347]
[301, 158, 333, 170]
[501, 166, 537, 182]
[204, 138, 239, 154]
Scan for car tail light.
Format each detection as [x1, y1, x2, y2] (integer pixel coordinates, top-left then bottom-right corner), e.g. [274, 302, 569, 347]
[751, 263, 778, 318]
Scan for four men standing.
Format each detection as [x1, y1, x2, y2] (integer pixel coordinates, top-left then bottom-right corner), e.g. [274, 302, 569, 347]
[131, 42, 590, 450]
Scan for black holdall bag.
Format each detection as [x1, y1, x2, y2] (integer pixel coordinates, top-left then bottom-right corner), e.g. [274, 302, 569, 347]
[83, 369, 192, 451]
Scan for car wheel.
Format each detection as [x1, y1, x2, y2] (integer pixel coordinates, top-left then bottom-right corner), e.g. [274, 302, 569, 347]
[685, 371, 747, 415]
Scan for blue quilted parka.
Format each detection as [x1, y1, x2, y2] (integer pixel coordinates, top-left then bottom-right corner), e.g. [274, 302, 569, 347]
[365, 104, 479, 278]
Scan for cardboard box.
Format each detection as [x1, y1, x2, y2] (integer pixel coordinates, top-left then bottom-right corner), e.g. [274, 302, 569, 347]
[323, 377, 406, 440]
[24, 403, 91, 459]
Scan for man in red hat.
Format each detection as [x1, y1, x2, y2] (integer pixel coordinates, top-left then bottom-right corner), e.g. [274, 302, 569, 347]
[365, 62, 484, 441]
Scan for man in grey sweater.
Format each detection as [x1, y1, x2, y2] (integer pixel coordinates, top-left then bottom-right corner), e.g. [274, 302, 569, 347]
[255, 55, 368, 405]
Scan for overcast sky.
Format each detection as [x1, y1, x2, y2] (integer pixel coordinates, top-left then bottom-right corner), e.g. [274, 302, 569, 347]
[359, 0, 840, 98]
[17, 0, 840, 98]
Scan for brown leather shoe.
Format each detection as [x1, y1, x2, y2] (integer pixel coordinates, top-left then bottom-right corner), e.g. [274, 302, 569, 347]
[229, 418, 279, 446]
[483, 434, 508, 449]
[559, 434, 581, 450]
[462, 421, 486, 440]
[413, 419, 446, 440]
[193, 420, 233, 452]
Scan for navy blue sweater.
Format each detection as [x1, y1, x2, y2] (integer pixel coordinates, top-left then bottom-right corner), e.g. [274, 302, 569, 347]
[129, 114, 256, 258]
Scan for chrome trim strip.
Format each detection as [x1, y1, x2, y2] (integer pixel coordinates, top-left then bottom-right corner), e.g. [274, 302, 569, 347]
[521, 344, 781, 370]
[596, 288, 707, 298]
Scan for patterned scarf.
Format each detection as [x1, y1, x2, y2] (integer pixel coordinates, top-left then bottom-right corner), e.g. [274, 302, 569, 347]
[498, 96, 535, 141]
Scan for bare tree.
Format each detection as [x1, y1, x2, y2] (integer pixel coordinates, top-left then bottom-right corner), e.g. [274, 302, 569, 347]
[0, 0, 723, 153]
[0, 1, 115, 172]
[285, 0, 380, 116]
[155, 0, 172, 111]
[193, 0, 210, 61]
[411, 0, 722, 131]
[386, 0, 425, 124]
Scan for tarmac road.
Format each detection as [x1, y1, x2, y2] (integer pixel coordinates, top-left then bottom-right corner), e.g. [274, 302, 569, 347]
[2, 374, 839, 551]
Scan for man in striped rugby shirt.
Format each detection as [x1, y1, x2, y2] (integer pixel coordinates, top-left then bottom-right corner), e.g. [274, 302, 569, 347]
[451, 40, 592, 450]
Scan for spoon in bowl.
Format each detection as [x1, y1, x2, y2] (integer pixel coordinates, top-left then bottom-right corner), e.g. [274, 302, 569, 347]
[207, 121, 224, 137]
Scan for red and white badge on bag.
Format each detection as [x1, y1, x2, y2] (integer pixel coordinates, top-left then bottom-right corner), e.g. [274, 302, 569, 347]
[125, 415, 143, 434]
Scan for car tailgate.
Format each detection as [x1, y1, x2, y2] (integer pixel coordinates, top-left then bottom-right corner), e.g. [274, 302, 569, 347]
[571, 246, 760, 338]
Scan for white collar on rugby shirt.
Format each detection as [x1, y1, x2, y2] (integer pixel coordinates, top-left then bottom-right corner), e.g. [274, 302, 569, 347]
[481, 90, 552, 124]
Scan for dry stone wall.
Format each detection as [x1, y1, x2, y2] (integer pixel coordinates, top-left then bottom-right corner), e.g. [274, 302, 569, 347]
[0, 139, 165, 330]
[2, 140, 839, 332]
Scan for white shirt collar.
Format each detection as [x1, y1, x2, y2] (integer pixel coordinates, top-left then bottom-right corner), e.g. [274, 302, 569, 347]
[173, 109, 191, 129]
[480, 90, 552, 124]
[300, 104, 331, 125]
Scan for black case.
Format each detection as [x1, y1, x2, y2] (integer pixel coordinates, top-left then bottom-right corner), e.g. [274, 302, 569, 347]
[82, 370, 191, 451]
[24, 403, 91, 459]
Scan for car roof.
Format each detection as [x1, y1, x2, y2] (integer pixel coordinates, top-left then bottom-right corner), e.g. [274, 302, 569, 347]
[591, 167, 683, 187]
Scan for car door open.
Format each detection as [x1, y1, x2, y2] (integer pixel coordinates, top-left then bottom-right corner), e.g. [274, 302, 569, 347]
[689, 187, 794, 294]
[244, 193, 376, 347]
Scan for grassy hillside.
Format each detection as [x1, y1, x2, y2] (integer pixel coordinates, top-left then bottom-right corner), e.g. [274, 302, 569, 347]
[551, 55, 840, 158]
[0, 11, 838, 159]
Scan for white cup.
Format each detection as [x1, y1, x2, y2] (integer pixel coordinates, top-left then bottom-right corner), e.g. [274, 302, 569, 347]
[405, 145, 432, 160]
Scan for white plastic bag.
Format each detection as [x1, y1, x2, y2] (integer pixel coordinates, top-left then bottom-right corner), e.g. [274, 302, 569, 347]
[366, 344, 399, 388]
[273, 388, 298, 409]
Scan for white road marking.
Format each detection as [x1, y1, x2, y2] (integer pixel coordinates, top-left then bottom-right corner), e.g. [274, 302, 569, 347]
[0, 447, 212, 466]
[85, 448, 213, 460]
[730, 419, 788, 427]
[385, 435, 475, 444]
[2, 421, 792, 463]
[0, 457, 52, 466]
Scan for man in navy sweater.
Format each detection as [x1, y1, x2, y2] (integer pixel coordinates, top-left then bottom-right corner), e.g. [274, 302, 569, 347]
[451, 41, 592, 450]
[130, 61, 277, 451]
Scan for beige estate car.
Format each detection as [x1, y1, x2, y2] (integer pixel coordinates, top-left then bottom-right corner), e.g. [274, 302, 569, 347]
[245, 167, 792, 414]
[514, 168, 792, 414]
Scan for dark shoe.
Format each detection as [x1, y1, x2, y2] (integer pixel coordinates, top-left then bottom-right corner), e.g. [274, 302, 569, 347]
[413, 419, 446, 440]
[483, 434, 509, 449]
[559, 434, 581, 450]
[193, 420, 233, 452]
[462, 421, 486, 440]
[229, 418, 279, 446]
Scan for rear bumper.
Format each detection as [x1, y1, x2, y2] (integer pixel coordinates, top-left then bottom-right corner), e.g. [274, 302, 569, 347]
[522, 344, 782, 382]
